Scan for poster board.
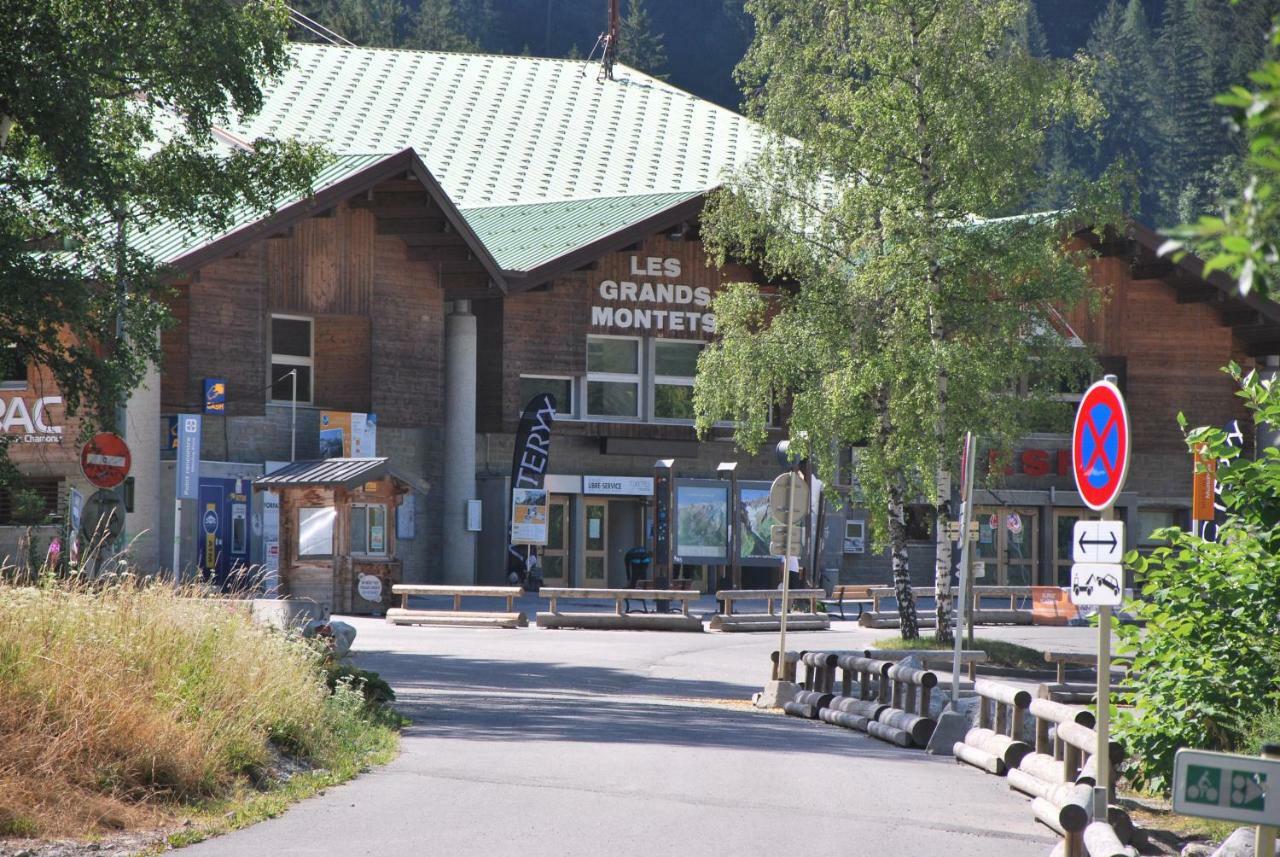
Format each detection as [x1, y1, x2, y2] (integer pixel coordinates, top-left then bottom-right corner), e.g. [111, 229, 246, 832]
[674, 479, 729, 563]
[511, 487, 549, 545]
[319, 411, 377, 458]
[737, 480, 783, 566]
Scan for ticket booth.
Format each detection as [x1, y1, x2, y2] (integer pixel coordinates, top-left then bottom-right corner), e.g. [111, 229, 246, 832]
[254, 458, 419, 616]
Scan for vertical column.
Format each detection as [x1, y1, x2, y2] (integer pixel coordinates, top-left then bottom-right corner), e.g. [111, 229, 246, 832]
[442, 301, 477, 584]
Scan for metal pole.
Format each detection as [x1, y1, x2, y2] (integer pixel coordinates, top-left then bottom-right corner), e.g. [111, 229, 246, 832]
[951, 432, 976, 703]
[729, 468, 740, 589]
[776, 478, 795, 682]
[1256, 744, 1280, 857]
[1094, 504, 1114, 821]
[172, 497, 182, 578]
[290, 369, 297, 462]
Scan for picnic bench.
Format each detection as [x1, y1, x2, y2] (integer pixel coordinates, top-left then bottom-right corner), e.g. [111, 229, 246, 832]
[536, 588, 704, 631]
[386, 585, 527, 629]
[708, 589, 830, 632]
[820, 585, 875, 620]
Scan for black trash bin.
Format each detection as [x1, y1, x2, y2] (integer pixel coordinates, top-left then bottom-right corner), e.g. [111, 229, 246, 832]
[624, 546, 651, 587]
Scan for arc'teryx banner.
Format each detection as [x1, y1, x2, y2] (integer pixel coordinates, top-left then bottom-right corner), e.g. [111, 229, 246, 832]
[508, 394, 556, 559]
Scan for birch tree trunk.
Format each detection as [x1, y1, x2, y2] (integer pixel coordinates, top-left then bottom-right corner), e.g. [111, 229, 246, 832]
[888, 479, 919, 640]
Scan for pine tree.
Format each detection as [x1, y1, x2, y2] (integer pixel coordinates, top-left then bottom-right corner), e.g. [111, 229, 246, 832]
[292, 0, 404, 47]
[407, 0, 477, 51]
[618, 0, 668, 78]
[1152, 0, 1223, 224]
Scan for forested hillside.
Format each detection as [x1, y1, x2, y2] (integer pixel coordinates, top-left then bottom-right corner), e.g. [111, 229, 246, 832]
[291, 0, 1278, 227]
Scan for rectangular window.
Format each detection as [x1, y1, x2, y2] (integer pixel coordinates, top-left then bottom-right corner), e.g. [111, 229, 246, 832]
[586, 336, 640, 419]
[1137, 508, 1179, 545]
[271, 315, 313, 403]
[653, 339, 702, 422]
[298, 506, 335, 558]
[0, 346, 26, 391]
[519, 376, 574, 418]
[351, 504, 388, 556]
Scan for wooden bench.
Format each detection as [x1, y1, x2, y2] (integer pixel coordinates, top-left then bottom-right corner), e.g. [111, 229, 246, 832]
[820, 585, 875, 620]
[387, 585, 527, 629]
[709, 589, 830, 632]
[536, 588, 704, 631]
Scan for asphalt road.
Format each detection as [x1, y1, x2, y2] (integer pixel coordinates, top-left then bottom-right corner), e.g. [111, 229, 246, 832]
[183, 613, 1094, 857]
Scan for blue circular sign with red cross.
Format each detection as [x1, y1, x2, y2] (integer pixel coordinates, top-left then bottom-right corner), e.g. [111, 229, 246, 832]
[1072, 380, 1131, 511]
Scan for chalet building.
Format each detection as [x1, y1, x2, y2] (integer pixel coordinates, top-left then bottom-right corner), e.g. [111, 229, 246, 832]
[6, 43, 1280, 608]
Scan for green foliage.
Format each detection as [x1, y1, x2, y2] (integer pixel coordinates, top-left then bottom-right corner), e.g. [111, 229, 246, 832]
[1114, 364, 1280, 794]
[325, 662, 397, 708]
[1244, 705, 1280, 755]
[2, 0, 326, 438]
[619, 0, 668, 78]
[7, 489, 45, 525]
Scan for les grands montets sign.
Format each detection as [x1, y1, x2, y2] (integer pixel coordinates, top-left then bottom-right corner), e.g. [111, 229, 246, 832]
[591, 256, 717, 334]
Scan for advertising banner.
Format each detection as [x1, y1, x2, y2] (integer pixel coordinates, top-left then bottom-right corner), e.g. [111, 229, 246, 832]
[203, 378, 226, 414]
[507, 394, 557, 561]
[737, 482, 781, 566]
[319, 411, 377, 458]
[674, 482, 729, 562]
[176, 414, 202, 500]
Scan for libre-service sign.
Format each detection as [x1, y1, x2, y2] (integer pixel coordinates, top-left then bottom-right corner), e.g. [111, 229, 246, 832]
[583, 475, 654, 496]
[1174, 748, 1280, 826]
[79, 432, 132, 490]
[1072, 380, 1131, 511]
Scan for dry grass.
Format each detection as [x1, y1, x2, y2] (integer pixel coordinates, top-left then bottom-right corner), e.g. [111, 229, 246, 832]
[0, 575, 392, 838]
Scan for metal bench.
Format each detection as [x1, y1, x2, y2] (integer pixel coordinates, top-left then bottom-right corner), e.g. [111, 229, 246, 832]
[820, 584, 875, 619]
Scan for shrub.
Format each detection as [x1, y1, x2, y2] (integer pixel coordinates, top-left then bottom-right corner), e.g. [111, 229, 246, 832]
[0, 576, 396, 836]
[1115, 364, 1280, 793]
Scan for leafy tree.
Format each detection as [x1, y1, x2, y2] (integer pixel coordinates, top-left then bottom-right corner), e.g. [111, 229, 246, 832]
[1116, 364, 1280, 793]
[1, 0, 326, 436]
[619, 0, 669, 78]
[695, 0, 1111, 641]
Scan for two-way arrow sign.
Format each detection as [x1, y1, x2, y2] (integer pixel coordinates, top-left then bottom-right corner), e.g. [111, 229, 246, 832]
[1073, 520, 1124, 563]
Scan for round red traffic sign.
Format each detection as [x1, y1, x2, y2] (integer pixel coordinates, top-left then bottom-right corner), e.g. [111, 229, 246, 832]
[1072, 380, 1130, 511]
[80, 432, 132, 490]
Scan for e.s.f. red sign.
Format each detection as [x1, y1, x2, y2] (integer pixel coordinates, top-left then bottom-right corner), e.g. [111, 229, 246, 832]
[80, 432, 132, 490]
[1072, 380, 1130, 511]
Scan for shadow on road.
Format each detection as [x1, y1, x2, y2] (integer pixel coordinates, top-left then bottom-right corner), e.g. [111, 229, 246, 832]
[352, 647, 918, 763]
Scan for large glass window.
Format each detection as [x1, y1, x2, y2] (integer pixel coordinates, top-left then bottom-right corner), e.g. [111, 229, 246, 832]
[0, 345, 26, 390]
[351, 504, 388, 556]
[298, 506, 335, 558]
[586, 336, 640, 418]
[653, 340, 702, 421]
[271, 315, 313, 403]
[519, 376, 574, 418]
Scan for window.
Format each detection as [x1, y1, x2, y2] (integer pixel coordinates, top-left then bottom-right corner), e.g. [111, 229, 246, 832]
[586, 336, 640, 418]
[1137, 508, 1180, 545]
[520, 375, 574, 418]
[653, 339, 702, 421]
[351, 504, 388, 556]
[0, 346, 26, 391]
[271, 315, 313, 403]
[843, 520, 866, 554]
[298, 506, 335, 558]
[0, 478, 61, 524]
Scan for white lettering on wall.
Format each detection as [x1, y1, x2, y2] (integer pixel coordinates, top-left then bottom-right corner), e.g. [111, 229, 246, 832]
[0, 395, 63, 442]
[592, 257, 717, 333]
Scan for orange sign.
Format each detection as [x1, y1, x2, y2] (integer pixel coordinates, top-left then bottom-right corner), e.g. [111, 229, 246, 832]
[1192, 444, 1217, 522]
[1031, 586, 1077, 626]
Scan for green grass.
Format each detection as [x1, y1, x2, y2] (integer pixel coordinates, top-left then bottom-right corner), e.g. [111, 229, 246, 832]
[873, 635, 1047, 669]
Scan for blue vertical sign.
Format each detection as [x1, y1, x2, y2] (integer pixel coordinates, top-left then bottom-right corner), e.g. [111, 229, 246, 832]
[176, 414, 202, 500]
[203, 378, 226, 415]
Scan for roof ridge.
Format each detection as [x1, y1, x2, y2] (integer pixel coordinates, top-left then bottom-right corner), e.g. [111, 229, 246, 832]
[458, 188, 705, 213]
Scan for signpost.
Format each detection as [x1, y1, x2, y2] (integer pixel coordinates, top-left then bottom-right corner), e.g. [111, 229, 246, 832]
[1070, 378, 1131, 823]
[174, 414, 202, 574]
[768, 470, 808, 681]
[950, 431, 977, 702]
[79, 432, 132, 490]
[1174, 746, 1280, 854]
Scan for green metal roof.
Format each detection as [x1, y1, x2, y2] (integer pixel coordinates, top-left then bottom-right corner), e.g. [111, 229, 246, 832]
[460, 191, 702, 273]
[225, 44, 767, 209]
[127, 153, 392, 265]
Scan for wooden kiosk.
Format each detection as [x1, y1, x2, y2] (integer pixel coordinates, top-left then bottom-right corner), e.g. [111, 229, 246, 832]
[254, 458, 421, 616]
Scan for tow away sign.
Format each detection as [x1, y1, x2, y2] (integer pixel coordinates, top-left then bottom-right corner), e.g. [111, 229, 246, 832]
[1174, 749, 1280, 826]
[1073, 520, 1124, 563]
[1070, 562, 1123, 606]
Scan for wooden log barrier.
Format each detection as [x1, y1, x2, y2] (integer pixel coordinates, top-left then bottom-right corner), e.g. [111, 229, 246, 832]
[865, 720, 912, 747]
[782, 701, 821, 719]
[1056, 720, 1125, 766]
[828, 695, 888, 721]
[1030, 697, 1096, 728]
[1007, 767, 1056, 800]
[1051, 782, 1093, 833]
[1082, 821, 1130, 857]
[1019, 752, 1069, 785]
[1107, 807, 1135, 846]
[818, 708, 870, 732]
[1032, 796, 1066, 836]
[792, 691, 833, 710]
[770, 650, 800, 682]
[964, 727, 1032, 769]
[876, 707, 936, 747]
[975, 679, 1033, 709]
[954, 741, 1006, 775]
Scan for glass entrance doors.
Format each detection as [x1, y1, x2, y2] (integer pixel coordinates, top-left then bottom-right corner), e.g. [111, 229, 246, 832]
[1052, 508, 1084, 587]
[975, 506, 1039, 585]
[584, 500, 608, 587]
[541, 496, 570, 586]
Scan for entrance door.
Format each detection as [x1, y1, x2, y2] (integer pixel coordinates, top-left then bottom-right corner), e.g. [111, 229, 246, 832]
[975, 506, 1040, 586]
[541, 496, 570, 586]
[583, 500, 608, 588]
[196, 477, 252, 590]
[1052, 509, 1085, 588]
